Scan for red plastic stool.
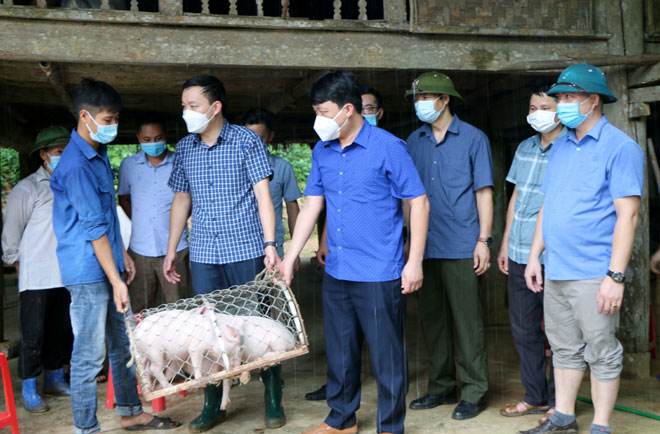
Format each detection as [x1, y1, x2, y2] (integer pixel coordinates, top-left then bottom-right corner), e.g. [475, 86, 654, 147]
[0, 352, 20, 434]
[105, 367, 185, 412]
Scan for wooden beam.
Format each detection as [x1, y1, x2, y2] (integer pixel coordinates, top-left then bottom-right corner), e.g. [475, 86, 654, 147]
[498, 54, 660, 72]
[629, 85, 660, 103]
[629, 102, 651, 118]
[0, 18, 611, 72]
[39, 62, 76, 118]
[629, 62, 660, 87]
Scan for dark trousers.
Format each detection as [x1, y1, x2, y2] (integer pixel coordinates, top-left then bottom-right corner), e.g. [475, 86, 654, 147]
[417, 258, 488, 403]
[323, 273, 407, 434]
[18, 288, 73, 379]
[128, 248, 191, 311]
[190, 256, 265, 295]
[507, 259, 555, 407]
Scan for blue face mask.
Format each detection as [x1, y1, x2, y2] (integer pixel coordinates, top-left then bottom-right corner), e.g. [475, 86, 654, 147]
[47, 155, 60, 171]
[85, 111, 118, 144]
[556, 95, 593, 129]
[141, 141, 167, 157]
[414, 97, 444, 124]
[363, 113, 378, 126]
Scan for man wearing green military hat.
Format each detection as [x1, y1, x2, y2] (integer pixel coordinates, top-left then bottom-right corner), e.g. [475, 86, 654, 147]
[522, 63, 644, 434]
[2, 126, 73, 413]
[405, 71, 493, 420]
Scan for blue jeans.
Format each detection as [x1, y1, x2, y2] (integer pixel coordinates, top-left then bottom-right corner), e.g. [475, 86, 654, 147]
[190, 256, 265, 295]
[67, 280, 142, 434]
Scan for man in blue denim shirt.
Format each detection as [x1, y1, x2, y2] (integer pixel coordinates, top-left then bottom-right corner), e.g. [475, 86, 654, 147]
[51, 78, 179, 434]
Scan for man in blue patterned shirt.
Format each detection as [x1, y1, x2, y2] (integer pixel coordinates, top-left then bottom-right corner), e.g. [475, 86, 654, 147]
[279, 70, 429, 434]
[163, 75, 280, 432]
[497, 86, 565, 421]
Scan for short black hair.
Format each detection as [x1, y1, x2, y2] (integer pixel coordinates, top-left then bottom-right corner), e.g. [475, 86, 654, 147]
[243, 108, 275, 132]
[310, 70, 362, 113]
[182, 75, 228, 113]
[74, 78, 122, 120]
[136, 112, 167, 133]
[530, 84, 557, 100]
[361, 87, 383, 109]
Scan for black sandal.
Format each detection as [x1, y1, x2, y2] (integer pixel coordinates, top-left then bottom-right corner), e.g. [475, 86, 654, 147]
[95, 368, 107, 384]
[124, 416, 181, 431]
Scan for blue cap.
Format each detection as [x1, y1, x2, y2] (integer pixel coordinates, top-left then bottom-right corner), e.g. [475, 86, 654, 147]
[547, 63, 617, 104]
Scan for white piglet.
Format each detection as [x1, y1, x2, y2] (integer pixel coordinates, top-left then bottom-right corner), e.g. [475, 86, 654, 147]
[132, 306, 242, 410]
[213, 313, 297, 362]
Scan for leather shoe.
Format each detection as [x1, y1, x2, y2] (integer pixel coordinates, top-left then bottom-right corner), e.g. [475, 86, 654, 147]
[301, 421, 358, 434]
[519, 419, 578, 433]
[451, 400, 487, 420]
[409, 392, 458, 410]
[305, 384, 327, 401]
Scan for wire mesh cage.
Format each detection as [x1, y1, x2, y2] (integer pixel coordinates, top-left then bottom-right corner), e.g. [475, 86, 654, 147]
[124, 269, 309, 401]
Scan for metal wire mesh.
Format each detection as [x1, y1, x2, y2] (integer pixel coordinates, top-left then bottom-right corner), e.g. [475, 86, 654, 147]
[124, 269, 308, 400]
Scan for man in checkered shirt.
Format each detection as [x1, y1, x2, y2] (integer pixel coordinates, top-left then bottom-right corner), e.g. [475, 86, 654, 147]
[162, 75, 282, 432]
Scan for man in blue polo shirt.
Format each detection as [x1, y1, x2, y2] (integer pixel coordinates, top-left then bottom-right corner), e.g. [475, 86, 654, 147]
[405, 72, 493, 420]
[279, 70, 429, 434]
[243, 108, 301, 259]
[522, 64, 644, 434]
[118, 112, 189, 311]
[163, 75, 281, 432]
[51, 78, 179, 434]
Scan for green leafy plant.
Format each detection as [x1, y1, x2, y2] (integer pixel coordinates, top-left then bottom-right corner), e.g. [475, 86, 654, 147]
[269, 143, 312, 191]
[107, 144, 140, 188]
[1, 147, 20, 209]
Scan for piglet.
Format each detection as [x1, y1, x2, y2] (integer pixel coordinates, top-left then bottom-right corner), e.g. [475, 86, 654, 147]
[131, 306, 242, 409]
[213, 313, 296, 362]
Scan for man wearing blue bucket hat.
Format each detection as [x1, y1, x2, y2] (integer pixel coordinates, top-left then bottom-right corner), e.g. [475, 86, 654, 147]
[522, 64, 644, 434]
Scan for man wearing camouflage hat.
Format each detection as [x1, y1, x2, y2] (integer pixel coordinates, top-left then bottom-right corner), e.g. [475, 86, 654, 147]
[405, 72, 493, 420]
[2, 126, 73, 413]
[522, 63, 644, 434]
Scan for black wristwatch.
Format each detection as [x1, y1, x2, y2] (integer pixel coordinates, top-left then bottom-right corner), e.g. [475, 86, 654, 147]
[607, 270, 626, 283]
[478, 237, 493, 247]
[264, 241, 277, 249]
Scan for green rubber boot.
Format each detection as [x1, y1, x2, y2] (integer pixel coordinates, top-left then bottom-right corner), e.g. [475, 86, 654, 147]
[188, 384, 226, 433]
[261, 366, 286, 429]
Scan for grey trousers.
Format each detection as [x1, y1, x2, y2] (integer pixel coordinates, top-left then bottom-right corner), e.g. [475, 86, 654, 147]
[544, 278, 623, 382]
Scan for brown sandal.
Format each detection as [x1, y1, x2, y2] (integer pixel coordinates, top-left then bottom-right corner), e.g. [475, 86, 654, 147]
[499, 401, 550, 417]
[539, 407, 555, 423]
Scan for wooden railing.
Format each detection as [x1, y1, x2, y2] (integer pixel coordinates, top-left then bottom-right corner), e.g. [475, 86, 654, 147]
[0, 0, 406, 21]
[0, 0, 601, 38]
[0, 0, 409, 32]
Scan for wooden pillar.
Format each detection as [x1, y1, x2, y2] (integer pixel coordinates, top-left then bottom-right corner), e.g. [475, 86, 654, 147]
[601, 0, 650, 377]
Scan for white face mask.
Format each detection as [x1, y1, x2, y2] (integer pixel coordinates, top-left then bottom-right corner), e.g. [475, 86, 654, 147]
[313, 105, 348, 142]
[526, 110, 561, 134]
[182, 103, 216, 134]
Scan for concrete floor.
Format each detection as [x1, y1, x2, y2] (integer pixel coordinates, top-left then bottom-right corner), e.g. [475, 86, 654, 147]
[1, 257, 659, 434]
